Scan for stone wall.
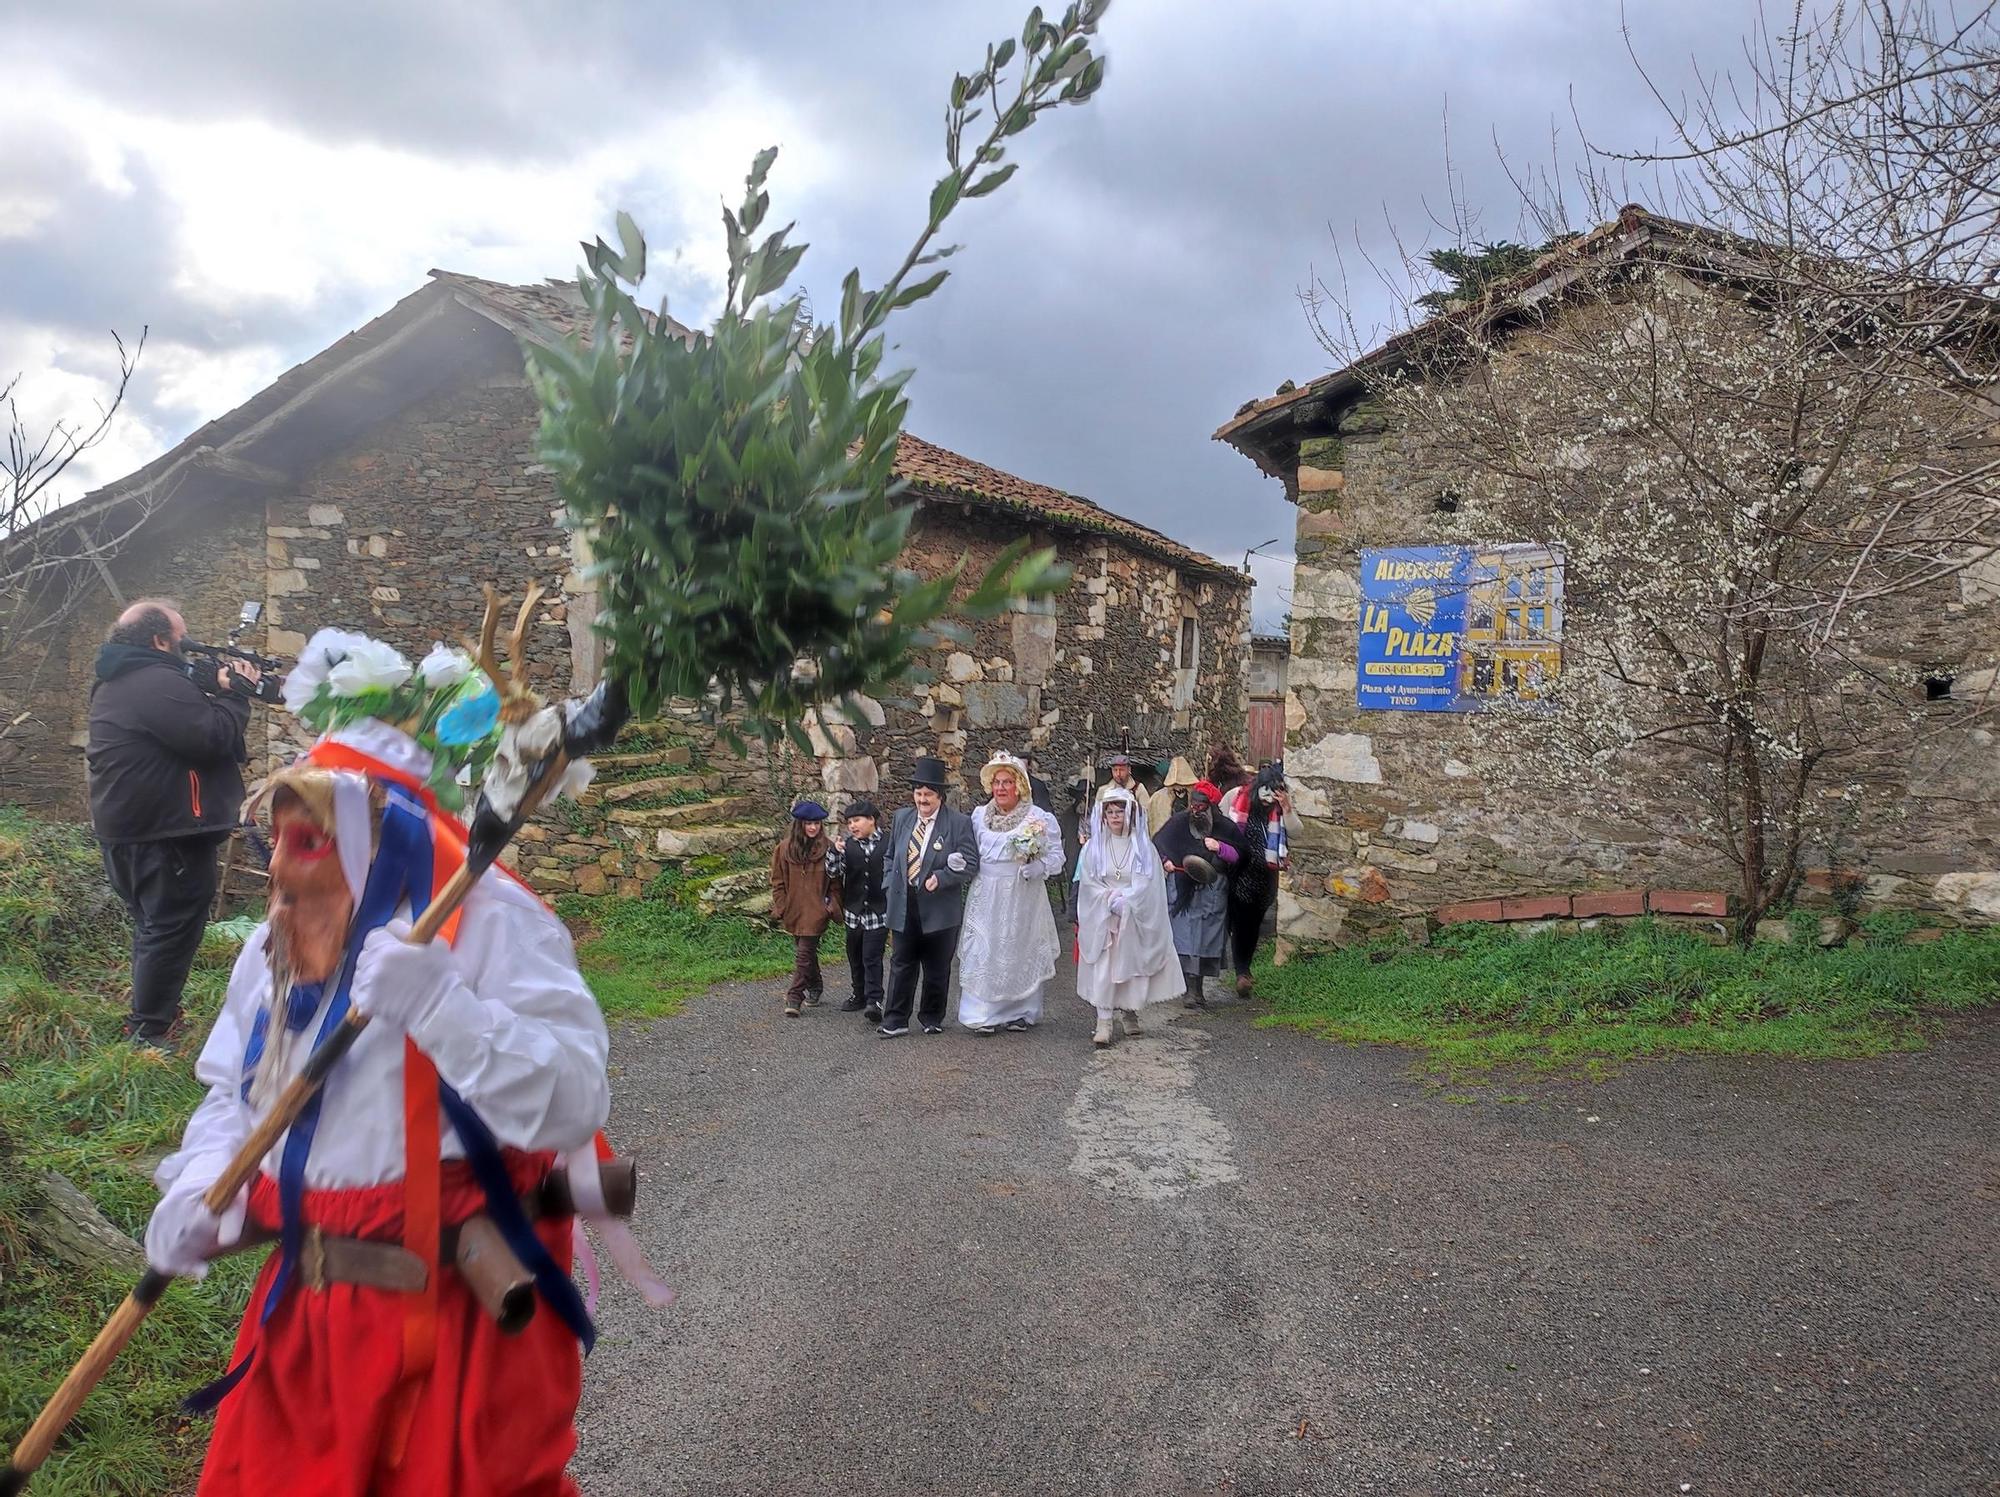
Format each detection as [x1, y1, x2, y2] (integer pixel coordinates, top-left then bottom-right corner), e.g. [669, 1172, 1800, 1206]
[1273, 395, 2000, 950]
[7, 357, 1252, 905]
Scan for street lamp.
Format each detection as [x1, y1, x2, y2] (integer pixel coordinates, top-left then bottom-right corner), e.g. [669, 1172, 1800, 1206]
[1242, 538, 1283, 575]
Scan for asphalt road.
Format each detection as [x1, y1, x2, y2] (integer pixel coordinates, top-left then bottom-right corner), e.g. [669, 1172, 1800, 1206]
[572, 954, 2000, 1496]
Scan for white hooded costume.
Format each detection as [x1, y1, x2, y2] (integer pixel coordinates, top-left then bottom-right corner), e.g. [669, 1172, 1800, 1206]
[1076, 788, 1185, 1015]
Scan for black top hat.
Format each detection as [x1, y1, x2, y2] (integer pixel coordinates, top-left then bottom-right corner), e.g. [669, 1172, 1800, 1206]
[910, 757, 951, 790]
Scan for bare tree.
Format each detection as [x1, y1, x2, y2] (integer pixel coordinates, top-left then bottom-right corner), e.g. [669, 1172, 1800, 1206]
[1298, 2, 1999, 940]
[0, 329, 148, 759]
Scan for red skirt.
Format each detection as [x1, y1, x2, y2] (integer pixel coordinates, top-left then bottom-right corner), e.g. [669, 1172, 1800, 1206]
[198, 1153, 583, 1497]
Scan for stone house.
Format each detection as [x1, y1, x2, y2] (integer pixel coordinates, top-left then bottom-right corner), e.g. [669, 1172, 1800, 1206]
[3, 272, 1250, 897]
[1216, 209, 2000, 950]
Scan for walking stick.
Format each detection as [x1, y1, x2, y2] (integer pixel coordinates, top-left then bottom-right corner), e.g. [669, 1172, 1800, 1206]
[1, 655, 629, 1495]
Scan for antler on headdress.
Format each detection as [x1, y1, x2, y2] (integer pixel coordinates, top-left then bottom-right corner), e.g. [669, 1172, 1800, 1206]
[473, 582, 548, 724]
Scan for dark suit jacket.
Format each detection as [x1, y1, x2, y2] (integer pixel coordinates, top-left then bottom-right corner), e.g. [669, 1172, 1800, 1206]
[884, 803, 981, 933]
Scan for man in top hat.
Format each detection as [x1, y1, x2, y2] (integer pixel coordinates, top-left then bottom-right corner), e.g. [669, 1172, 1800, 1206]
[880, 757, 981, 1036]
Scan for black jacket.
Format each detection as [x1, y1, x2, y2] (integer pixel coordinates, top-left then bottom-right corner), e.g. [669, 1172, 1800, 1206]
[832, 832, 889, 919]
[87, 644, 251, 844]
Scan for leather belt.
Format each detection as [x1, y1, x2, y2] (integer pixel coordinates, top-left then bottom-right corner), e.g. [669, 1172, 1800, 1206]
[287, 1191, 543, 1294]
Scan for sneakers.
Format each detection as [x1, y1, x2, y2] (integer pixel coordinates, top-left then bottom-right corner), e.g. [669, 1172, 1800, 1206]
[922, 1023, 944, 1035]
[802, 993, 823, 1008]
[784, 1002, 801, 1018]
[839, 997, 866, 1012]
[1004, 1017, 1034, 1032]
[863, 1004, 883, 1023]
[1119, 1009, 1141, 1037]
[878, 1022, 911, 1037]
[1092, 1012, 1113, 1047]
[974, 1024, 999, 1036]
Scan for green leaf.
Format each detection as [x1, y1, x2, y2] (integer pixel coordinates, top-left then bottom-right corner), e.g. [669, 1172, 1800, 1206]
[963, 163, 1019, 198]
[993, 37, 1017, 68]
[929, 171, 963, 225]
[1023, 6, 1044, 48]
[886, 269, 951, 313]
[615, 210, 647, 282]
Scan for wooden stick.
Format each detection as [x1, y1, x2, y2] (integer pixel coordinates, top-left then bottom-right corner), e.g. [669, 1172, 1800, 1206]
[2, 1271, 172, 1494]
[3, 752, 570, 1493]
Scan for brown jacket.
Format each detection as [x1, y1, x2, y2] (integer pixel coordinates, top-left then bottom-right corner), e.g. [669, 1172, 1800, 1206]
[769, 838, 839, 937]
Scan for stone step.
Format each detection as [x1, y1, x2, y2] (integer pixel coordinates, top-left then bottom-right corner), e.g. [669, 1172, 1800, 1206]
[647, 822, 777, 859]
[604, 796, 756, 830]
[591, 771, 724, 805]
[590, 745, 693, 774]
[693, 869, 769, 916]
[731, 891, 775, 919]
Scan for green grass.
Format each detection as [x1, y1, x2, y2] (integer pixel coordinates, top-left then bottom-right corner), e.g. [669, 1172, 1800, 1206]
[557, 892, 821, 1018]
[1256, 915, 2000, 1076]
[0, 810, 255, 1496]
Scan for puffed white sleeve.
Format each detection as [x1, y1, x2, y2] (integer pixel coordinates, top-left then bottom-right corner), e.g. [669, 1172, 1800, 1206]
[1032, 809, 1067, 879]
[153, 928, 264, 1199]
[410, 875, 610, 1155]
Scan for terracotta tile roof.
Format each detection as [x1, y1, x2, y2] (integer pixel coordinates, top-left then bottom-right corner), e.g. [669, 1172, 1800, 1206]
[891, 432, 1242, 582]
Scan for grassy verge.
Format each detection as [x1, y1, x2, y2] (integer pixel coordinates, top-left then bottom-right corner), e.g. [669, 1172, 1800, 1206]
[0, 810, 255, 1496]
[559, 884, 838, 1019]
[1256, 914, 2000, 1076]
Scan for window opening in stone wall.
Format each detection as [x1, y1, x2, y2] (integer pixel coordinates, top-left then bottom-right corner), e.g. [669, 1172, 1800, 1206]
[1924, 671, 1954, 702]
[1179, 616, 1198, 670]
[1433, 490, 1461, 514]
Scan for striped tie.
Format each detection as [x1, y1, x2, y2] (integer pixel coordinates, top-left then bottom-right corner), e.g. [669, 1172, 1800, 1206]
[907, 820, 928, 884]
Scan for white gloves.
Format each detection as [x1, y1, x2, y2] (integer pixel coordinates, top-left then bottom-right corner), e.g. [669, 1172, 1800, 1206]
[1020, 863, 1042, 881]
[1108, 890, 1126, 915]
[146, 1173, 247, 1280]
[352, 919, 469, 1035]
[945, 852, 968, 875]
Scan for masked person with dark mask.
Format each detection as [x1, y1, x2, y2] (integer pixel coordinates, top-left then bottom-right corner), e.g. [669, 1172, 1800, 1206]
[1222, 761, 1301, 997]
[1152, 779, 1247, 1011]
[86, 598, 260, 1049]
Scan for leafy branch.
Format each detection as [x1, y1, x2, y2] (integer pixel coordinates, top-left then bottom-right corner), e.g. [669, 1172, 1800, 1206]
[526, 3, 1109, 756]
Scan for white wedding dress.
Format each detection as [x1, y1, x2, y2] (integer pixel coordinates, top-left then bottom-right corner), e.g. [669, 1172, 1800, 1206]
[956, 802, 1066, 1030]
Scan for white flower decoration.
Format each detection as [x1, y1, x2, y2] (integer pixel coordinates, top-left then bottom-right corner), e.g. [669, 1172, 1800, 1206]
[418, 642, 475, 688]
[281, 628, 378, 713]
[324, 635, 413, 697]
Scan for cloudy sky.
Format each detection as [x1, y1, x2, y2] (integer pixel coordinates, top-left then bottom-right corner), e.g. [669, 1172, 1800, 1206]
[2, 0, 1760, 629]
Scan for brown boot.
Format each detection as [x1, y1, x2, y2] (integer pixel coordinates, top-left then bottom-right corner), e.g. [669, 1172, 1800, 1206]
[1235, 973, 1254, 999]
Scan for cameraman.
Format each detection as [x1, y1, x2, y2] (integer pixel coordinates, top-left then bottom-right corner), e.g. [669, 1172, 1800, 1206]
[86, 598, 261, 1051]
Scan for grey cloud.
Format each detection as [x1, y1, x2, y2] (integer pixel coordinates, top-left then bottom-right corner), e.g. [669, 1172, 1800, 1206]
[10, 0, 1771, 629]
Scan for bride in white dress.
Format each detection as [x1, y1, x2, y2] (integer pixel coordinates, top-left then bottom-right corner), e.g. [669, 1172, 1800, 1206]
[956, 752, 1066, 1033]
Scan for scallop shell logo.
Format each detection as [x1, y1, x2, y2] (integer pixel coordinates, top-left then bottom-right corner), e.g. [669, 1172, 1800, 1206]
[1404, 587, 1438, 627]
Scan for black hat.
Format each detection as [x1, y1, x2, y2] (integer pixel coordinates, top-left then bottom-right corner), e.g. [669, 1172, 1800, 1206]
[910, 756, 951, 790]
[844, 798, 881, 822]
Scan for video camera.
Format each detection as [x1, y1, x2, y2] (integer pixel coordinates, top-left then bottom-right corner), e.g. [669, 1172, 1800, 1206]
[183, 601, 288, 705]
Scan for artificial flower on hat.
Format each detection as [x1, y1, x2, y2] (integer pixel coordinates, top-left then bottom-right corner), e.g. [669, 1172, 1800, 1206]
[282, 629, 504, 809]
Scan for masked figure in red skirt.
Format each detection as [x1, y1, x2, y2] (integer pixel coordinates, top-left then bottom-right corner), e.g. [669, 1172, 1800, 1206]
[144, 631, 619, 1497]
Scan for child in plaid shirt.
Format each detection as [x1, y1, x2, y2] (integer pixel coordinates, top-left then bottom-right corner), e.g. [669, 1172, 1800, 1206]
[826, 799, 889, 1020]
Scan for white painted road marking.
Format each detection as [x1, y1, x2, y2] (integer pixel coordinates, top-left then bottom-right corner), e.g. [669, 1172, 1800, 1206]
[1063, 1025, 1240, 1200]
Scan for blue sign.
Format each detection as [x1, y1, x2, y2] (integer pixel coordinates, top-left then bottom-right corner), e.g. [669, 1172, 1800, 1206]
[1356, 546, 1473, 712]
[1356, 544, 1566, 712]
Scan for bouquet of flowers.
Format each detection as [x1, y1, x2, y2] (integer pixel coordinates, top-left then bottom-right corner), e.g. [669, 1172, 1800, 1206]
[1008, 823, 1048, 864]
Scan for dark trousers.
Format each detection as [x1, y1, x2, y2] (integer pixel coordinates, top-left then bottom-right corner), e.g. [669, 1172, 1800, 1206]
[101, 834, 222, 1040]
[1227, 885, 1272, 977]
[786, 935, 824, 1005]
[845, 925, 887, 1008]
[885, 904, 957, 1030]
